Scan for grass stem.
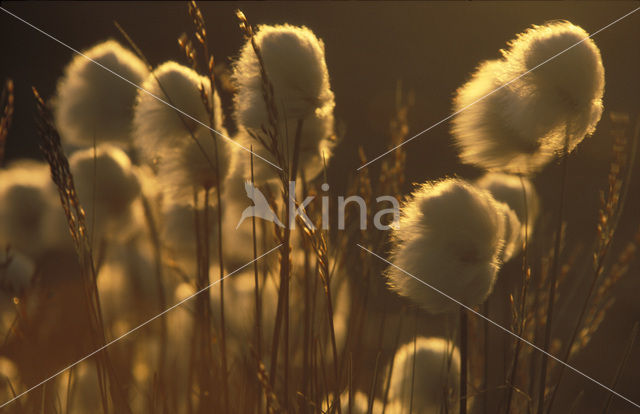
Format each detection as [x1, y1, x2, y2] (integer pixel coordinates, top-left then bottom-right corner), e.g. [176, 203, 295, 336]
[460, 306, 468, 414]
[536, 131, 570, 414]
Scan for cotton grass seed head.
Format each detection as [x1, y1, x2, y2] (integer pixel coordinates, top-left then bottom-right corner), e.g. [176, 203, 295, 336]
[477, 172, 539, 233]
[477, 173, 538, 261]
[502, 21, 604, 153]
[233, 24, 334, 129]
[54, 40, 149, 147]
[387, 337, 460, 413]
[133, 61, 232, 200]
[233, 24, 336, 181]
[0, 161, 61, 258]
[133, 61, 221, 161]
[452, 21, 604, 174]
[69, 144, 142, 240]
[452, 60, 558, 173]
[386, 179, 505, 313]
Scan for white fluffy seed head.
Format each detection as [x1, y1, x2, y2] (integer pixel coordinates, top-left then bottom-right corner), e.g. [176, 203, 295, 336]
[233, 24, 334, 128]
[452, 21, 604, 174]
[476, 172, 539, 232]
[476, 173, 538, 262]
[386, 179, 505, 313]
[69, 144, 142, 240]
[0, 161, 62, 258]
[387, 337, 460, 413]
[503, 21, 604, 153]
[133, 61, 222, 161]
[132, 61, 233, 201]
[477, 173, 539, 262]
[232, 24, 336, 181]
[54, 40, 149, 147]
[452, 60, 558, 173]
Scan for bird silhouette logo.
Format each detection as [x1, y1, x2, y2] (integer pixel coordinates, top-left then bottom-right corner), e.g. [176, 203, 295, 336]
[236, 181, 285, 229]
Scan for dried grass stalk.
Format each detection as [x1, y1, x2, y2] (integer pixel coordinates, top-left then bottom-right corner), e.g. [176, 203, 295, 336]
[0, 78, 14, 166]
[33, 87, 131, 413]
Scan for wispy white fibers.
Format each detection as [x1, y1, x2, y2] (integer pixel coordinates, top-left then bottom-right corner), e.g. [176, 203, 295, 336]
[476, 173, 539, 229]
[387, 337, 460, 413]
[452, 21, 604, 174]
[386, 179, 505, 313]
[69, 144, 142, 241]
[503, 21, 605, 153]
[477, 172, 539, 261]
[54, 40, 149, 147]
[0, 161, 65, 258]
[452, 60, 557, 173]
[233, 24, 336, 181]
[133, 61, 232, 202]
[159, 126, 234, 202]
[133, 61, 220, 158]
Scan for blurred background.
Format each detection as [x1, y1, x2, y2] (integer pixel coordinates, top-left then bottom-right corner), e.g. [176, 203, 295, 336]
[1, 1, 640, 412]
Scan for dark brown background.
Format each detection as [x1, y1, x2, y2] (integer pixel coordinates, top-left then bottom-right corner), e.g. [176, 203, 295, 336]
[1, 2, 639, 412]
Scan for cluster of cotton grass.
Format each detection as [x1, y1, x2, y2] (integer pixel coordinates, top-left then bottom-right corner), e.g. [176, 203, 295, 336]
[387, 20, 602, 315]
[233, 23, 336, 183]
[133, 61, 233, 202]
[0, 8, 350, 412]
[451, 21, 604, 174]
[387, 179, 510, 313]
[383, 20, 604, 414]
[0, 9, 615, 414]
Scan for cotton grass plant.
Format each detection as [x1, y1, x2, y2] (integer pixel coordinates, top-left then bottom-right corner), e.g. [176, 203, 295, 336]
[69, 144, 144, 243]
[451, 21, 604, 175]
[386, 337, 461, 413]
[386, 179, 506, 314]
[476, 172, 539, 262]
[133, 61, 222, 160]
[53, 40, 149, 148]
[233, 22, 337, 183]
[0, 161, 68, 259]
[0, 5, 639, 414]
